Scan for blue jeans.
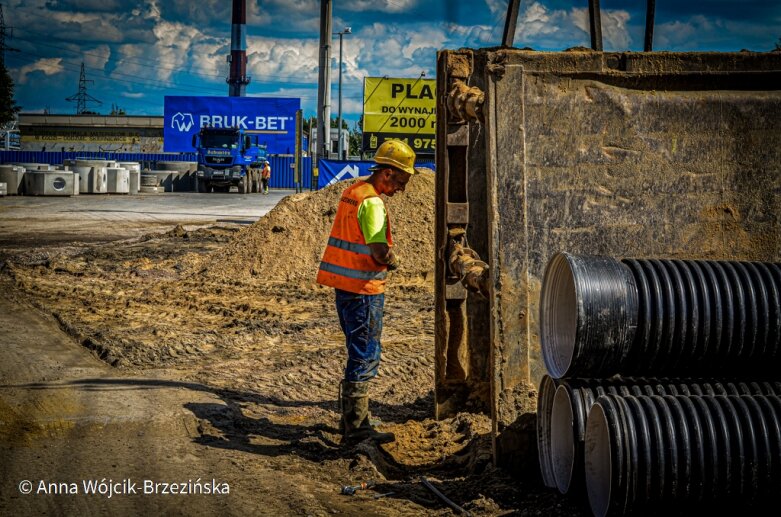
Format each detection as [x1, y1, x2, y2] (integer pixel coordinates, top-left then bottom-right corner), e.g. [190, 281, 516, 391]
[335, 288, 384, 382]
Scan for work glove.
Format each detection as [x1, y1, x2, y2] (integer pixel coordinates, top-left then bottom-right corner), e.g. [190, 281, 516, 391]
[386, 251, 400, 271]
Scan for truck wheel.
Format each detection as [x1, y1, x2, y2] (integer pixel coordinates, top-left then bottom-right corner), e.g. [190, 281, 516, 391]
[237, 178, 247, 194]
[197, 179, 210, 193]
[252, 171, 260, 193]
[248, 170, 256, 193]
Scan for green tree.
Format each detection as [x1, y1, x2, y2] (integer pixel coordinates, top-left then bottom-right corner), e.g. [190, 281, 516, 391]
[0, 64, 20, 126]
[349, 116, 363, 157]
[775, 38, 781, 51]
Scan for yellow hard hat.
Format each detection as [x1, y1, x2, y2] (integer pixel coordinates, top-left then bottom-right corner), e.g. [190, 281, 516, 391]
[371, 139, 418, 175]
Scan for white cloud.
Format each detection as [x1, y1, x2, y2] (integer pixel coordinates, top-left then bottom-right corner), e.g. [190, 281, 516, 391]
[342, 0, 418, 13]
[653, 14, 776, 51]
[84, 44, 111, 71]
[45, 11, 125, 42]
[17, 57, 64, 84]
[246, 37, 320, 85]
[120, 92, 145, 98]
[350, 22, 445, 80]
[570, 7, 631, 50]
[263, 0, 318, 11]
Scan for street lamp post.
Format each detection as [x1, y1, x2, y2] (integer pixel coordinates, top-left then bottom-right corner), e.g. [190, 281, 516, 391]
[336, 27, 351, 160]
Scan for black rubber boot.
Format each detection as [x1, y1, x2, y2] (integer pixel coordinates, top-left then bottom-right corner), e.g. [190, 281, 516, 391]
[341, 381, 395, 445]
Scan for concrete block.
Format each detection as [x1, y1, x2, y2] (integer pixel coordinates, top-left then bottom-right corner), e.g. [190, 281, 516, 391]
[129, 170, 139, 195]
[11, 162, 53, 171]
[76, 166, 108, 194]
[153, 170, 174, 192]
[23, 171, 76, 196]
[140, 172, 158, 188]
[73, 166, 92, 193]
[0, 182, 6, 196]
[119, 162, 141, 173]
[72, 173, 80, 196]
[106, 168, 130, 194]
[75, 159, 110, 170]
[157, 161, 197, 173]
[0, 165, 25, 195]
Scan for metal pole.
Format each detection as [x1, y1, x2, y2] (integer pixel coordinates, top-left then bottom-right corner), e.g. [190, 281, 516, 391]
[338, 32, 343, 159]
[501, 0, 521, 48]
[588, 0, 603, 51]
[644, 0, 656, 52]
[316, 0, 332, 163]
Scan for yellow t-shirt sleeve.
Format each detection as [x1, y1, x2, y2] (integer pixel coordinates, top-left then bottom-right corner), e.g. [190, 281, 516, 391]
[357, 197, 387, 244]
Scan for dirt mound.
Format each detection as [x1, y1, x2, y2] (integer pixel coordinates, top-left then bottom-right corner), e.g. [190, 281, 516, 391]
[200, 170, 435, 285]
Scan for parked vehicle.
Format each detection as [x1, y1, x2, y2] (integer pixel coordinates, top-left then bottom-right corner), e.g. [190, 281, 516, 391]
[193, 127, 267, 193]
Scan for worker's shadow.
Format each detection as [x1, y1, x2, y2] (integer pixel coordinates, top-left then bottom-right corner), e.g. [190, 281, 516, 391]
[182, 389, 434, 465]
[184, 400, 347, 461]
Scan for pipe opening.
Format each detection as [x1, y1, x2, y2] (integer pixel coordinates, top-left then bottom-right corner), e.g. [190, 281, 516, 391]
[585, 402, 612, 517]
[541, 253, 577, 378]
[551, 385, 577, 494]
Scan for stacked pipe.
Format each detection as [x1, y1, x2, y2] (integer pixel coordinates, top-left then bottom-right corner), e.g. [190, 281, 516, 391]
[537, 253, 781, 516]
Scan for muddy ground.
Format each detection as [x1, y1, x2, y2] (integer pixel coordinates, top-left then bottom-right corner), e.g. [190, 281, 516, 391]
[0, 187, 585, 516]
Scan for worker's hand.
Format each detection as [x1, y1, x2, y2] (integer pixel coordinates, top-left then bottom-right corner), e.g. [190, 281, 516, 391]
[386, 251, 400, 271]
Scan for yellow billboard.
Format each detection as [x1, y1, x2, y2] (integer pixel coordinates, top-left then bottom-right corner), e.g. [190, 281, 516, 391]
[362, 76, 436, 154]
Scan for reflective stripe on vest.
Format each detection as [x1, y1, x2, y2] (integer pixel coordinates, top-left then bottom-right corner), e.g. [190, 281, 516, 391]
[319, 261, 387, 281]
[316, 181, 392, 295]
[327, 236, 372, 256]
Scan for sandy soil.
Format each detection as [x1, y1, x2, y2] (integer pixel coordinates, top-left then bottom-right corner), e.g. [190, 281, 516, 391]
[0, 180, 585, 516]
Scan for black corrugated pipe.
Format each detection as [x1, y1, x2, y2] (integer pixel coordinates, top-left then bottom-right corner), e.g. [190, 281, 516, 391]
[540, 253, 638, 378]
[541, 377, 781, 497]
[585, 393, 781, 517]
[540, 254, 781, 378]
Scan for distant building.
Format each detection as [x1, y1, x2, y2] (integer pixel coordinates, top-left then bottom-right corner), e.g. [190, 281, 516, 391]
[18, 114, 164, 152]
[309, 126, 350, 159]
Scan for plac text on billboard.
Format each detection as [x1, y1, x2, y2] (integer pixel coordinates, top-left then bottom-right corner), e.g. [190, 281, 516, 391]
[362, 77, 436, 155]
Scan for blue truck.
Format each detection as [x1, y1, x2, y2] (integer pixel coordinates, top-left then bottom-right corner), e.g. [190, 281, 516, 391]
[192, 127, 268, 193]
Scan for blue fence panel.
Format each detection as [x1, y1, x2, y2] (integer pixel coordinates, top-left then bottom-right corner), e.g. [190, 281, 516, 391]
[0, 150, 197, 166]
[267, 156, 313, 190]
[316, 159, 436, 190]
[0, 151, 436, 193]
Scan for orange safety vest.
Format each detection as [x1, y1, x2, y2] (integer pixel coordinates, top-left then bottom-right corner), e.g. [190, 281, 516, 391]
[317, 181, 393, 294]
[261, 164, 271, 179]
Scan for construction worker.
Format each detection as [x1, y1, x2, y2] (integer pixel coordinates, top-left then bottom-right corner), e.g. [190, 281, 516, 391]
[316, 139, 417, 444]
[261, 160, 271, 194]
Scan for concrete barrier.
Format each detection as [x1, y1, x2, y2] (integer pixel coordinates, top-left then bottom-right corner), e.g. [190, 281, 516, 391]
[107, 168, 130, 194]
[0, 182, 6, 196]
[0, 165, 25, 195]
[24, 171, 76, 196]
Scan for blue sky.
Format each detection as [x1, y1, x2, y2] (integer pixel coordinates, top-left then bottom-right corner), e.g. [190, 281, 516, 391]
[6, 1, 781, 127]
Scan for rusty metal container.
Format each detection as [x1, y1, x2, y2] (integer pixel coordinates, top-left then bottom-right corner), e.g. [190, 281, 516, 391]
[434, 49, 781, 470]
